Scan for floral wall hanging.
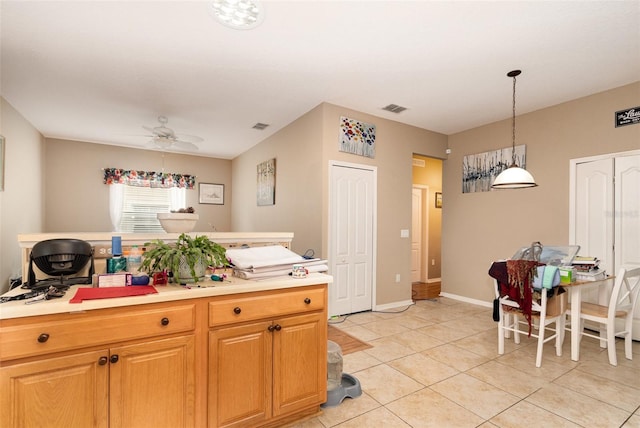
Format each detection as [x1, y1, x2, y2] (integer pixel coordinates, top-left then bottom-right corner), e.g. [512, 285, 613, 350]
[339, 116, 376, 158]
[103, 168, 195, 189]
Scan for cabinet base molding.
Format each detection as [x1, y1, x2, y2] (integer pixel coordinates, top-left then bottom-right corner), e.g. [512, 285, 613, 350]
[260, 406, 323, 428]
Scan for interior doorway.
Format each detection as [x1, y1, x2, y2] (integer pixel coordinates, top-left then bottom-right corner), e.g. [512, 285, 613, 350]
[411, 155, 443, 300]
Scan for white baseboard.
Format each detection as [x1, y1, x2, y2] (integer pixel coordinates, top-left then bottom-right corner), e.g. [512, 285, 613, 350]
[439, 292, 492, 309]
[374, 299, 415, 312]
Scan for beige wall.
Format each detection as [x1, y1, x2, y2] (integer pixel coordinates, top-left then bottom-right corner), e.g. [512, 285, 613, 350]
[3, 83, 637, 304]
[231, 105, 324, 256]
[322, 104, 447, 307]
[232, 102, 449, 308]
[319, 104, 448, 307]
[0, 98, 45, 292]
[412, 155, 443, 279]
[443, 82, 640, 304]
[43, 139, 233, 233]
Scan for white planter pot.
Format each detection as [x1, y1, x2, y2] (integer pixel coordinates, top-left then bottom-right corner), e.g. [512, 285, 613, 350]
[157, 213, 199, 233]
[176, 256, 206, 283]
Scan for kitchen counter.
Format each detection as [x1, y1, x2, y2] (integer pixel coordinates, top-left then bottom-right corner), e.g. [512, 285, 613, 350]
[1, 271, 330, 427]
[0, 272, 333, 320]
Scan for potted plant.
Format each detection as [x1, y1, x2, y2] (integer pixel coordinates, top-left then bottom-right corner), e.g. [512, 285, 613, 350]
[140, 233, 229, 283]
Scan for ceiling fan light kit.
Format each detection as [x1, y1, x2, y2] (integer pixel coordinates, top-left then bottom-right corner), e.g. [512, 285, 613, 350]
[492, 69, 538, 190]
[143, 116, 203, 152]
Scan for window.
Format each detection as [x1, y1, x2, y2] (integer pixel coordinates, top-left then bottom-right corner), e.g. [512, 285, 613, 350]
[110, 184, 185, 233]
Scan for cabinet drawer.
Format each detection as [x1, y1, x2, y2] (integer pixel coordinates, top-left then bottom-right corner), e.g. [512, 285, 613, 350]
[0, 303, 195, 361]
[209, 286, 326, 327]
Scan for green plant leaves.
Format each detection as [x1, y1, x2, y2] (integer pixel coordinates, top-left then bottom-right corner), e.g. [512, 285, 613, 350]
[140, 233, 229, 283]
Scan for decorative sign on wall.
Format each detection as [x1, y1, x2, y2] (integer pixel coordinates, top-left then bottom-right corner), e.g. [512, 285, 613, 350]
[257, 158, 276, 206]
[339, 116, 376, 158]
[462, 145, 527, 193]
[615, 106, 640, 128]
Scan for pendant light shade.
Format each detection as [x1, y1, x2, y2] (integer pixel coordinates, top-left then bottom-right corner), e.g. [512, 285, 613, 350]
[491, 165, 537, 189]
[492, 70, 537, 189]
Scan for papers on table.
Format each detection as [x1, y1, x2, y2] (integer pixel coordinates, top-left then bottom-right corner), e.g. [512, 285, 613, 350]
[226, 245, 328, 280]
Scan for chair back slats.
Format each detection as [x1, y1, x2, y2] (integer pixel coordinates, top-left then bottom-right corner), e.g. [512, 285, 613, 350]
[609, 267, 640, 320]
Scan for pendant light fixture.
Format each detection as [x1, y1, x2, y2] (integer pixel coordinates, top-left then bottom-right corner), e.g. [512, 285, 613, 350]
[491, 70, 537, 189]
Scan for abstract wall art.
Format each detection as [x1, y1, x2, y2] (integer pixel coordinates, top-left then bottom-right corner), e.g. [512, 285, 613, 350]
[257, 158, 276, 206]
[462, 145, 527, 193]
[339, 116, 376, 158]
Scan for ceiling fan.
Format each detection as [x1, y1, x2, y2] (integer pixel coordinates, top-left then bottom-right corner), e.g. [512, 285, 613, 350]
[143, 116, 203, 151]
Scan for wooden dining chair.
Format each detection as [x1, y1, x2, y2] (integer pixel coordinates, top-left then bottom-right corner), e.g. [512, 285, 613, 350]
[575, 266, 640, 366]
[493, 278, 565, 367]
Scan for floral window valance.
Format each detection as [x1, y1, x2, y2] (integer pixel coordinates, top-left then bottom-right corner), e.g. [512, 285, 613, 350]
[103, 168, 196, 189]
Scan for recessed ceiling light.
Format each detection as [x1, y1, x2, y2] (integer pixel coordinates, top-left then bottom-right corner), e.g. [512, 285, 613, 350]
[209, 0, 265, 30]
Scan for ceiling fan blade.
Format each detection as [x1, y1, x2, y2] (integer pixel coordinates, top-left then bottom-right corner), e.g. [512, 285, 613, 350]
[172, 140, 199, 151]
[175, 134, 203, 144]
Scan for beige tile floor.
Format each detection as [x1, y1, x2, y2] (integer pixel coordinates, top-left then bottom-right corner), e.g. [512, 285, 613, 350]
[291, 297, 640, 428]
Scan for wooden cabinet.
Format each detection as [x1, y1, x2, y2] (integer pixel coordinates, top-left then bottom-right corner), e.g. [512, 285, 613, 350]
[109, 335, 195, 428]
[0, 282, 329, 427]
[0, 302, 197, 428]
[208, 285, 327, 428]
[0, 349, 109, 428]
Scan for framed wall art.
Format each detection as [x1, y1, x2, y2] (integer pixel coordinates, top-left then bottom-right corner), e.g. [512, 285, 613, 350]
[199, 183, 224, 205]
[257, 158, 276, 206]
[462, 144, 527, 193]
[339, 116, 376, 158]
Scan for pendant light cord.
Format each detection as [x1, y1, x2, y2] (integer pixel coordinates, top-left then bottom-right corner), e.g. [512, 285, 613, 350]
[511, 73, 517, 166]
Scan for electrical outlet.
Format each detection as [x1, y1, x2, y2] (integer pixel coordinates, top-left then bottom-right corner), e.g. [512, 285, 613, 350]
[400, 229, 409, 238]
[432, 259, 435, 266]
[395, 274, 400, 283]
[93, 245, 112, 259]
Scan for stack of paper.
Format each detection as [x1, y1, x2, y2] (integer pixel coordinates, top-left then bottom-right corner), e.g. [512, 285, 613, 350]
[226, 245, 328, 280]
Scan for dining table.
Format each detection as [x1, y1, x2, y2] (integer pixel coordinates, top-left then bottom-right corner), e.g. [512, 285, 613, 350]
[562, 276, 616, 361]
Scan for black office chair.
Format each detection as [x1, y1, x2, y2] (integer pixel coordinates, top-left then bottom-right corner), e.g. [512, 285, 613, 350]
[27, 239, 94, 289]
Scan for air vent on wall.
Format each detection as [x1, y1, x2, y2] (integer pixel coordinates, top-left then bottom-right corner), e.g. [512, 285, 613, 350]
[252, 123, 269, 130]
[382, 104, 407, 114]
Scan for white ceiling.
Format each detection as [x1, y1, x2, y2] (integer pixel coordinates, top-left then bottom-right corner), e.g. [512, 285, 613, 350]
[2, 1, 639, 159]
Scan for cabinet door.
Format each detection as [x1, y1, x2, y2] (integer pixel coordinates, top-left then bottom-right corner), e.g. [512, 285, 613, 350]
[209, 321, 272, 428]
[273, 312, 327, 417]
[109, 335, 196, 428]
[0, 349, 109, 428]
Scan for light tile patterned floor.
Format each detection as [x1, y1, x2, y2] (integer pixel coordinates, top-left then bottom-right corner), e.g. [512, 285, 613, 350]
[290, 297, 640, 428]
